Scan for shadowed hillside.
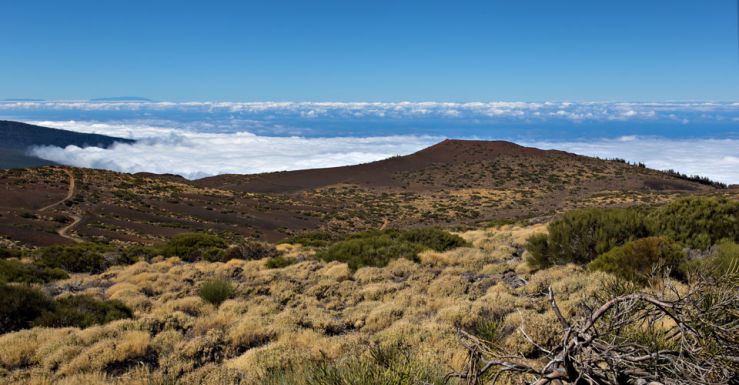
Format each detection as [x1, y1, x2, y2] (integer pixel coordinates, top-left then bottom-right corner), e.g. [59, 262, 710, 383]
[0, 120, 134, 168]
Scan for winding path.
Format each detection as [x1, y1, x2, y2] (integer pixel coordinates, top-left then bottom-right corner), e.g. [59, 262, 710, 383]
[38, 168, 84, 243]
[57, 213, 83, 243]
[39, 168, 76, 212]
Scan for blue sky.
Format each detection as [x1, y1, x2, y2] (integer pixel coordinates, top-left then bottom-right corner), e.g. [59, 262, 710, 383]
[1, 0, 738, 101]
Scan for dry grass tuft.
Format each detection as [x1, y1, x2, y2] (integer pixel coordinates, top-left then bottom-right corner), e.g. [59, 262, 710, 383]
[0, 224, 629, 384]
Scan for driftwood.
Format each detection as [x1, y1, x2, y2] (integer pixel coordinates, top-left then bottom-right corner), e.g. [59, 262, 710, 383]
[446, 274, 738, 385]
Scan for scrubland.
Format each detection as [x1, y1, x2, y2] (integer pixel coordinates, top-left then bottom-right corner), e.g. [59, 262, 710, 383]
[0, 224, 619, 385]
[1, 196, 736, 384]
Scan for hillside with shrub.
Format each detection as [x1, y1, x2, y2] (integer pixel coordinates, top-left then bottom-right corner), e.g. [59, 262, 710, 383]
[0, 193, 735, 384]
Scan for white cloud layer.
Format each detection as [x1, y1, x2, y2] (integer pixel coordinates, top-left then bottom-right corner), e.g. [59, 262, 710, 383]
[522, 137, 739, 184]
[29, 129, 439, 180]
[4, 100, 739, 122]
[25, 120, 739, 183]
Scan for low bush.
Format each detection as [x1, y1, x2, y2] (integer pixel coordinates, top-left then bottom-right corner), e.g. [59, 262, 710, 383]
[683, 239, 739, 279]
[648, 196, 739, 249]
[318, 236, 424, 270]
[0, 247, 20, 259]
[265, 256, 296, 269]
[284, 231, 341, 247]
[589, 237, 686, 284]
[526, 208, 648, 268]
[199, 279, 234, 306]
[319, 228, 466, 270]
[0, 259, 68, 284]
[392, 228, 468, 251]
[524, 233, 551, 269]
[0, 284, 133, 333]
[0, 283, 53, 333]
[34, 295, 133, 328]
[159, 232, 229, 262]
[37, 243, 113, 273]
[526, 197, 738, 269]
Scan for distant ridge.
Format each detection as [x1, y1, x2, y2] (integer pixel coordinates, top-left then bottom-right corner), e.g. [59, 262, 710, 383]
[0, 120, 135, 169]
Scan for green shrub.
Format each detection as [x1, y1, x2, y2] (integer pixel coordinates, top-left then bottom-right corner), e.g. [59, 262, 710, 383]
[37, 243, 112, 273]
[589, 237, 686, 284]
[284, 231, 341, 247]
[392, 228, 467, 251]
[649, 196, 739, 249]
[159, 233, 229, 262]
[550, 208, 649, 264]
[199, 279, 234, 306]
[0, 259, 68, 284]
[319, 228, 465, 270]
[711, 240, 739, 276]
[318, 236, 424, 270]
[524, 233, 551, 268]
[119, 245, 159, 261]
[0, 283, 53, 333]
[265, 256, 296, 269]
[683, 239, 739, 278]
[0, 284, 131, 333]
[526, 208, 649, 267]
[0, 247, 20, 259]
[34, 295, 132, 328]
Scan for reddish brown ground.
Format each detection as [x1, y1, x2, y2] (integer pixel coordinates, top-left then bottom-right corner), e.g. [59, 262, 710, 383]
[0, 140, 722, 247]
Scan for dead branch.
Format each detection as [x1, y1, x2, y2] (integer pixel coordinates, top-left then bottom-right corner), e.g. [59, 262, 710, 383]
[447, 273, 738, 385]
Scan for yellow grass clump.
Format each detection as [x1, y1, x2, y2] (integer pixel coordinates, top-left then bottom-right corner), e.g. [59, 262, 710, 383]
[0, 224, 624, 385]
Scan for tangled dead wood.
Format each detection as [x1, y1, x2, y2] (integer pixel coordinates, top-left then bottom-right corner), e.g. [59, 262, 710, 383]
[447, 274, 738, 385]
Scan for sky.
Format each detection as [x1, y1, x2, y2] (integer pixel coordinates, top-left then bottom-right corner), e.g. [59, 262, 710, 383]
[1, 0, 738, 101]
[0, 1, 737, 182]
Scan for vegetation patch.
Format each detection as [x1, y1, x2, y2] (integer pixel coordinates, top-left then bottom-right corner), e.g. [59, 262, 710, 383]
[0, 259, 68, 284]
[199, 279, 235, 306]
[266, 256, 296, 269]
[525, 207, 648, 268]
[37, 243, 114, 273]
[318, 228, 466, 270]
[648, 196, 738, 249]
[159, 232, 229, 262]
[284, 231, 342, 247]
[589, 236, 686, 284]
[34, 295, 133, 329]
[0, 284, 131, 333]
[526, 196, 738, 271]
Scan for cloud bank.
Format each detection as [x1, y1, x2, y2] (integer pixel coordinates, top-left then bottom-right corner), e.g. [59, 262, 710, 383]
[26, 121, 739, 183]
[524, 137, 739, 184]
[29, 127, 439, 179]
[4, 100, 739, 124]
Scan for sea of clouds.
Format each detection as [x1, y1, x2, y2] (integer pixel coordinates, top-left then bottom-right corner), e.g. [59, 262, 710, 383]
[2, 101, 736, 183]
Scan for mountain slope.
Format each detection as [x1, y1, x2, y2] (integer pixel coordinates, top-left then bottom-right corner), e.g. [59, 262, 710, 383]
[0, 139, 726, 246]
[0, 120, 134, 169]
[196, 139, 703, 193]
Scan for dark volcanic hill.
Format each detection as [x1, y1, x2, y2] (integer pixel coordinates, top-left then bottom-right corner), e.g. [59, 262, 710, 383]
[194, 140, 561, 192]
[195, 139, 699, 193]
[0, 120, 134, 168]
[0, 139, 729, 246]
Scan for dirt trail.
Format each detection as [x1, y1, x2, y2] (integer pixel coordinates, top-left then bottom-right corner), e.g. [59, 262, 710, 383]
[57, 213, 83, 243]
[37, 168, 83, 243]
[39, 168, 76, 212]
[379, 218, 389, 230]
